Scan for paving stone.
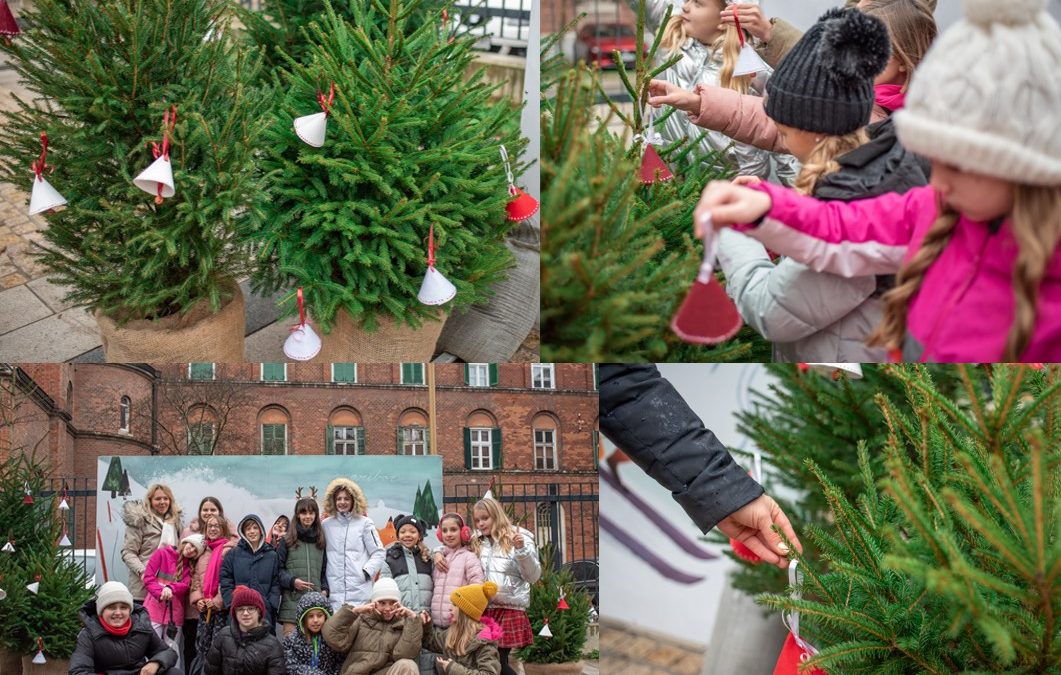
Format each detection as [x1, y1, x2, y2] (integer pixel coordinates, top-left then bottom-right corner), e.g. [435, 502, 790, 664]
[0, 272, 27, 288]
[25, 276, 78, 312]
[0, 283, 51, 333]
[0, 309, 100, 361]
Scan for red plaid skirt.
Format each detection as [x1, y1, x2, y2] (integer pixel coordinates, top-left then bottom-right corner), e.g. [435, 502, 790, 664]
[483, 607, 533, 649]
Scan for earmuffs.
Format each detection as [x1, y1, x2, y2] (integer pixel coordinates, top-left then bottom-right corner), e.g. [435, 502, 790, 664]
[436, 512, 472, 544]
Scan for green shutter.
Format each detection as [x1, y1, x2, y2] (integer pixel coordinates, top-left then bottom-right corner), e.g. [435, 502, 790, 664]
[463, 364, 470, 385]
[190, 363, 212, 381]
[397, 427, 404, 455]
[357, 427, 366, 455]
[326, 426, 335, 455]
[263, 363, 285, 381]
[593, 364, 599, 389]
[489, 363, 498, 386]
[401, 363, 411, 383]
[415, 363, 424, 384]
[492, 427, 502, 469]
[593, 431, 599, 469]
[424, 428, 431, 455]
[333, 363, 355, 383]
[263, 424, 285, 455]
[463, 427, 472, 469]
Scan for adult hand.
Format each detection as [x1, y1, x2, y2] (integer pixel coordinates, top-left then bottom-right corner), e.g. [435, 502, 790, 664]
[293, 578, 314, 592]
[647, 79, 700, 114]
[716, 494, 802, 569]
[434, 552, 449, 572]
[140, 662, 161, 675]
[436, 657, 452, 674]
[693, 180, 772, 237]
[720, 3, 773, 43]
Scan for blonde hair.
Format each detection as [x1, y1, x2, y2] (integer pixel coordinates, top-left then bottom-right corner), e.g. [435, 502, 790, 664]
[444, 610, 483, 657]
[870, 185, 1061, 359]
[860, 0, 937, 93]
[470, 498, 516, 555]
[393, 524, 431, 563]
[659, 1, 753, 94]
[144, 483, 179, 522]
[792, 129, 870, 196]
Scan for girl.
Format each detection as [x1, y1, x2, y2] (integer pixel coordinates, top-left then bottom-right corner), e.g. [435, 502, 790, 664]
[269, 514, 290, 546]
[221, 514, 282, 627]
[70, 581, 180, 675]
[470, 499, 540, 675]
[191, 515, 237, 664]
[381, 514, 435, 674]
[322, 577, 423, 675]
[282, 591, 343, 675]
[205, 585, 286, 675]
[431, 513, 485, 628]
[320, 476, 385, 612]
[181, 495, 237, 668]
[421, 582, 502, 675]
[121, 483, 182, 603]
[694, 0, 1061, 361]
[635, 0, 798, 183]
[279, 497, 330, 636]
[143, 533, 204, 668]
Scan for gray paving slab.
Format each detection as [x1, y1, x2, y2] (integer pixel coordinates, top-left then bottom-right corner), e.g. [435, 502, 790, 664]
[25, 276, 79, 312]
[0, 308, 100, 361]
[0, 283, 51, 334]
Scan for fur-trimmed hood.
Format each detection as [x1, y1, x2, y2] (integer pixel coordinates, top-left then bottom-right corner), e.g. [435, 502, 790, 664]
[323, 477, 367, 516]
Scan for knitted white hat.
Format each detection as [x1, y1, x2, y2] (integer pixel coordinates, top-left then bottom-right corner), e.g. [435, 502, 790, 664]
[894, 0, 1061, 185]
[370, 577, 401, 603]
[96, 581, 134, 615]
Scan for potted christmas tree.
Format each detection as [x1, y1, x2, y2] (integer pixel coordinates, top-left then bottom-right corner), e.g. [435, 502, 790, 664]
[516, 546, 593, 675]
[0, 0, 271, 361]
[246, 0, 527, 361]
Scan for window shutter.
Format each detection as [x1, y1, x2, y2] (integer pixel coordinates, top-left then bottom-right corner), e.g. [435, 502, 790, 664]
[593, 431, 599, 469]
[425, 428, 431, 455]
[463, 427, 472, 469]
[401, 363, 410, 383]
[357, 427, 366, 455]
[492, 427, 502, 469]
[325, 426, 335, 455]
[463, 364, 470, 385]
[397, 427, 404, 455]
[489, 363, 498, 386]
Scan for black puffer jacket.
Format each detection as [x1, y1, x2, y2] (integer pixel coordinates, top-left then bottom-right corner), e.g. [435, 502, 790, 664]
[281, 592, 344, 675]
[204, 623, 286, 675]
[599, 364, 764, 532]
[69, 600, 179, 675]
[221, 515, 282, 624]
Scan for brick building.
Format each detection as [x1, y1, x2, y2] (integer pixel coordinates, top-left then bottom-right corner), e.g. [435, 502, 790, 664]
[0, 362, 599, 566]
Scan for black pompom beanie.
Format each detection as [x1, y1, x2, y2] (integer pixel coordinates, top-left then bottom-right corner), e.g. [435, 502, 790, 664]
[765, 8, 891, 135]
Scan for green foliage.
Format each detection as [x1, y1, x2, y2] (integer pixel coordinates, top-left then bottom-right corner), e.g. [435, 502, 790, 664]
[0, 453, 92, 659]
[247, 0, 524, 332]
[755, 364, 1061, 673]
[515, 545, 593, 664]
[0, 0, 271, 322]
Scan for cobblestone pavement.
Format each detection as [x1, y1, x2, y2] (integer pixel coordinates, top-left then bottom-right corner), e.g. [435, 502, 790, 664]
[600, 619, 706, 675]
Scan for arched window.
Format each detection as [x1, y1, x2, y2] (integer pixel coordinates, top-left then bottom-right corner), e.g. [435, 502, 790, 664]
[119, 396, 131, 432]
[532, 413, 559, 471]
[327, 407, 365, 455]
[397, 409, 429, 455]
[464, 411, 500, 470]
[259, 407, 290, 455]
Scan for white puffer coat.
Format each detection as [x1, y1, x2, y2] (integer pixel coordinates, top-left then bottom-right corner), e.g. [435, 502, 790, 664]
[320, 477, 385, 612]
[476, 528, 541, 610]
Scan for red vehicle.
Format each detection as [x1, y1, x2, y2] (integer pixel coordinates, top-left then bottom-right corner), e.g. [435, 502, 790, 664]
[575, 22, 644, 69]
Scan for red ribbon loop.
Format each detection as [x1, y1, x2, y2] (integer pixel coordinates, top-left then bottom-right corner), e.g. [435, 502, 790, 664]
[427, 225, 436, 268]
[317, 83, 336, 115]
[290, 287, 307, 331]
[732, 8, 745, 48]
[31, 132, 49, 180]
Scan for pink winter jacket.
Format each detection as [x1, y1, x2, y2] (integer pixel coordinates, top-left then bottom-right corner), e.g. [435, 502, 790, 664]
[430, 546, 485, 627]
[737, 182, 1061, 361]
[688, 85, 889, 154]
[143, 545, 192, 626]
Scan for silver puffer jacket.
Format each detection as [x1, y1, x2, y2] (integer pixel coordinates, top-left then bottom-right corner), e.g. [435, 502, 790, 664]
[638, 0, 799, 183]
[477, 528, 541, 609]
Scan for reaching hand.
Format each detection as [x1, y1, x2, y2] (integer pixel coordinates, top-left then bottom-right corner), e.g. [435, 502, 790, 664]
[716, 494, 802, 569]
[731, 175, 762, 187]
[434, 552, 449, 572]
[693, 180, 773, 237]
[719, 3, 773, 43]
[293, 579, 314, 592]
[140, 662, 160, 675]
[436, 657, 452, 674]
[513, 532, 525, 549]
[647, 79, 700, 114]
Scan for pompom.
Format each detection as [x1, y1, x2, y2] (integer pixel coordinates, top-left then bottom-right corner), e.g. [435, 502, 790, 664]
[962, 0, 1045, 26]
[817, 8, 891, 86]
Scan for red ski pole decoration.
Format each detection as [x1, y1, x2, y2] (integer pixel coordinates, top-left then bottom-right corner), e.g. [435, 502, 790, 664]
[500, 145, 538, 221]
[671, 217, 743, 344]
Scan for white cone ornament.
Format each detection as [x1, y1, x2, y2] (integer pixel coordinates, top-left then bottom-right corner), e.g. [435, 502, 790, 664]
[0, 587, 6, 600]
[733, 43, 769, 76]
[58, 498, 69, 511]
[27, 132, 66, 216]
[26, 581, 39, 594]
[58, 532, 71, 547]
[134, 106, 177, 203]
[418, 225, 456, 305]
[539, 619, 552, 638]
[283, 288, 322, 361]
[32, 641, 45, 665]
[483, 489, 494, 500]
[1, 541, 13, 553]
[808, 363, 863, 380]
[294, 83, 335, 148]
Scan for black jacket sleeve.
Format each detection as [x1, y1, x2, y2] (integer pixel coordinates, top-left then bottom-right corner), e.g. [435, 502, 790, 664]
[599, 364, 764, 532]
[67, 630, 97, 675]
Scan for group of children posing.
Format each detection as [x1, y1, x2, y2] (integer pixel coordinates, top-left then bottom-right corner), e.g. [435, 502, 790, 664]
[73, 478, 541, 675]
[642, 0, 1061, 361]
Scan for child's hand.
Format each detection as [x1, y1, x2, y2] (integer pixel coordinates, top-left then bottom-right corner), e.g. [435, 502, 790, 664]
[732, 175, 762, 187]
[513, 532, 525, 548]
[720, 3, 772, 43]
[420, 611, 432, 625]
[647, 79, 700, 114]
[294, 579, 314, 592]
[436, 657, 452, 674]
[434, 552, 449, 572]
[694, 180, 773, 237]
[160, 586, 173, 602]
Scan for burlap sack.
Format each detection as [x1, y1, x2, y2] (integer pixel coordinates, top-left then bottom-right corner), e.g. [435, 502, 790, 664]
[0, 647, 22, 675]
[436, 222, 539, 361]
[96, 278, 245, 362]
[312, 309, 446, 362]
[19, 656, 65, 675]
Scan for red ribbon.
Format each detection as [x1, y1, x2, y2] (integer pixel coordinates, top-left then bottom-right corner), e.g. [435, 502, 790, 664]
[36, 637, 43, 652]
[427, 224, 436, 268]
[732, 8, 746, 48]
[317, 83, 336, 115]
[441, 9, 453, 43]
[31, 132, 50, 181]
[149, 106, 177, 161]
[290, 287, 307, 331]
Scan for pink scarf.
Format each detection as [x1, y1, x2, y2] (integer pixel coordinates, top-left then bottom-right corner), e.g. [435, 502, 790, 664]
[874, 84, 905, 113]
[201, 537, 228, 600]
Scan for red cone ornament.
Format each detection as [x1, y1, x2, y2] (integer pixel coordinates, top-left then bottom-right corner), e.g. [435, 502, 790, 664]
[557, 588, 569, 611]
[0, 0, 19, 38]
[505, 186, 539, 222]
[773, 633, 826, 675]
[671, 219, 743, 344]
[639, 144, 673, 184]
[22, 483, 33, 505]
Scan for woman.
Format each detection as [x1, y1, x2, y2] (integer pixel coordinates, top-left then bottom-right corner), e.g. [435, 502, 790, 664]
[70, 581, 180, 675]
[121, 483, 183, 603]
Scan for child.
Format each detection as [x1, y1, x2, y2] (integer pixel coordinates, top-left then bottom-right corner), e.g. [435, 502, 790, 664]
[70, 581, 180, 675]
[421, 582, 502, 675]
[143, 533, 203, 667]
[431, 513, 485, 627]
[269, 514, 290, 546]
[470, 499, 540, 675]
[279, 497, 330, 636]
[191, 515, 238, 663]
[381, 514, 435, 674]
[220, 514, 282, 627]
[321, 476, 385, 612]
[281, 591, 344, 675]
[322, 577, 424, 675]
[635, 0, 798, 183]
[204, 585, 286, 675]
[694, 0, 1061, 361]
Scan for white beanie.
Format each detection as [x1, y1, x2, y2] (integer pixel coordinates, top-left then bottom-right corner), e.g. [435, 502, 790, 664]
[96, 581, 134, 616]
[370, 577, 401, 603]
[894, 0, 1061, 185]
[180, 533, 207, 557]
